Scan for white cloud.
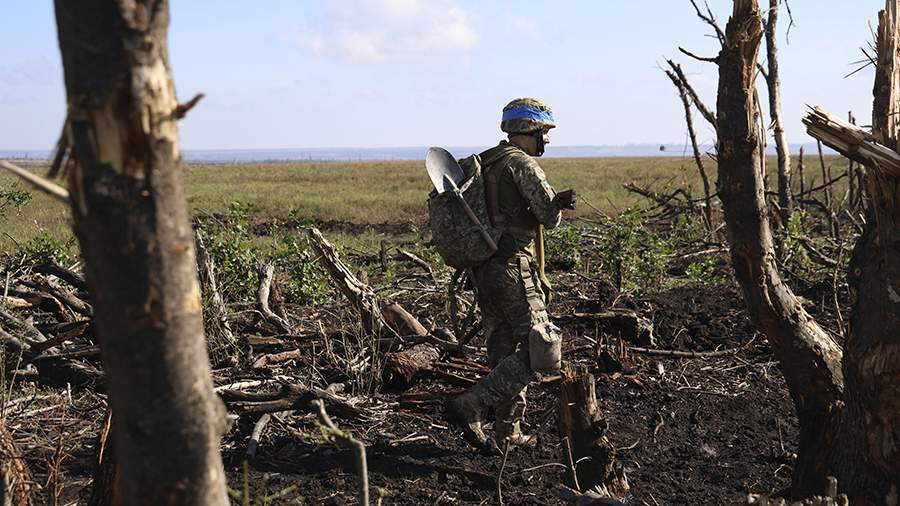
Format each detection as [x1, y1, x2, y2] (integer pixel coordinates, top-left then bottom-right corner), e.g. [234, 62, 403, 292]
[300, 0, 478, 63]
[337, 31, 385, 63]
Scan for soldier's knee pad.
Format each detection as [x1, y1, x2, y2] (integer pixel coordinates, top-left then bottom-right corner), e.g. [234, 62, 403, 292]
[528, 321, 562, 372]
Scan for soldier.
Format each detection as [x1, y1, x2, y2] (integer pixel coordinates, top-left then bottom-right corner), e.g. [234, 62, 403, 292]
[445, 97, 576, 452]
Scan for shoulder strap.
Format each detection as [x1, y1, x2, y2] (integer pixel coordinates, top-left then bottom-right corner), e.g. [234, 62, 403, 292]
[479, 145, 519, 228]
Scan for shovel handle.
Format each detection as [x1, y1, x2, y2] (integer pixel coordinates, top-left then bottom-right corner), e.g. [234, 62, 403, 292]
[451, 190, 498, 252]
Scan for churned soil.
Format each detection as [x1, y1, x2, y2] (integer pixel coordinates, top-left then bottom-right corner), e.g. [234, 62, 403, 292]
[224, 278, 799, 505]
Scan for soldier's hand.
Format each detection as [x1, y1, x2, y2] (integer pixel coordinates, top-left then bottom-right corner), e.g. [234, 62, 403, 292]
[555, 189, 577, 210]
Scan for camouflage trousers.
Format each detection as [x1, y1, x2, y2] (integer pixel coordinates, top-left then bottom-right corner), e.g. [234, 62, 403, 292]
[469, 253, 548, 438]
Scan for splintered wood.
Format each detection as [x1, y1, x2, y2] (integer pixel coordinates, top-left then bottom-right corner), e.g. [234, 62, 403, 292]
[558, 363, 629, 500]
[803, 106, 900, 176]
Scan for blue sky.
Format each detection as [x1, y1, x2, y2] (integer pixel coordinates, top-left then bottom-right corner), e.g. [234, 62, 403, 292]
[0, 1, 886, 150]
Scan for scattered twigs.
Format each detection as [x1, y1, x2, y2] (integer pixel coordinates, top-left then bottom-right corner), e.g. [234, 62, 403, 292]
[817, 140, 839, 238]
[87, 409, 117, 506]
[0, 418, 36, 506]
[627, 346, 738, 358]
[21, 278, 92, 317]
[313, 399, 370, 506]
[196, 230, 236, 345]
[396, 249, 436, 283]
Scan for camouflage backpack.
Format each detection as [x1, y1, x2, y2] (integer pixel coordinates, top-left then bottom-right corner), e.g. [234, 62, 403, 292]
[427, 153, 504, 270]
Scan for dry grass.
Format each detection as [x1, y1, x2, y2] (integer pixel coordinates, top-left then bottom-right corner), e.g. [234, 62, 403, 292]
[0, 155, 849, 251]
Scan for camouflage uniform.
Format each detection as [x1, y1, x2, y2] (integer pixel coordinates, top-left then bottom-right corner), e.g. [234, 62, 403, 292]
[466, 140, 563, 442]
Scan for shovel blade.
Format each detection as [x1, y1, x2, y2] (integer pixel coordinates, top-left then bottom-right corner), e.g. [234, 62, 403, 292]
[425, 147, 465, 194]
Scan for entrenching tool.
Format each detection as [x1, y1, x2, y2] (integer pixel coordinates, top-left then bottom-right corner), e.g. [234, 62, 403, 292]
[425, 147, 498, 253]
[534, 224, 552, 305]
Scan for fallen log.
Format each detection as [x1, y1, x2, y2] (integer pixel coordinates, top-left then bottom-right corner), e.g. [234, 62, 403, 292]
[571, 309, 655, 347]
[308, 228, 443, 389]
[3, 288, 71, 322]
[250, 349, 302, 370]
[558, 363, 628, 500]
[22, 278, 92, 317]
[222, 382, 370, 420]
[308, 228, 386, 335]
[31, 260, 86, 292]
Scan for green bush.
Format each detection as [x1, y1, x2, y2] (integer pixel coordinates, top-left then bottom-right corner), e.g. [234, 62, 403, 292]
[0, 185, 31, 218]
[780, 209, 826, 280]
[596, 208, 671, 292]
[685, 256, 722, 285]
[199, 201, 260, 301]
[270, 233, 330, 306]
[198, 202, 331, 305]
[19, 230, 77, 266]
[545, 226, 582, 270]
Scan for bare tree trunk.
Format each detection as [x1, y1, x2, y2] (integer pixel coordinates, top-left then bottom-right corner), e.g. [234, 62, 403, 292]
[831, 2, 900, 500]
[665, 64, 716, 233]
[764, 0, 793, 223]
[715, 0, 845, 497]
[52, 1, 229, 505]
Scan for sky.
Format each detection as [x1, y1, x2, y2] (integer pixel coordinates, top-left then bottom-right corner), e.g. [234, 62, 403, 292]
[0, 0, 887, 150]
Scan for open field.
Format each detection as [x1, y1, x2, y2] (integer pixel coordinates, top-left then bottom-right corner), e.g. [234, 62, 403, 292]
[0, 154, 849, 251]
[0, 151, 859, 504]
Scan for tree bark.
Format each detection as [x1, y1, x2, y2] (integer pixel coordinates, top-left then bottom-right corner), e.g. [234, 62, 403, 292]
[715, 0, 845, 497]
[557, 363, 628, 500]
[830, 2, 900, 501]
[53, 1, 229, 505]
[763, 0, 793, 223]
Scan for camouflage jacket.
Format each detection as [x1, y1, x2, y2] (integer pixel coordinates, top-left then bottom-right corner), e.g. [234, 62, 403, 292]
[480, 140, 562, 259]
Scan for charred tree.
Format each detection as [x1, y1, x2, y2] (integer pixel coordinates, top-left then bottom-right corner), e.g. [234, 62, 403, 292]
[715, 0, 845, 498]
[52, 1, 229, 505]
[834, 1, 900, 499]
[763, 0, 793, 223]
[557, 363, 628, 500]
[721, 0, 900, 502]
[665, 63, 716, 233]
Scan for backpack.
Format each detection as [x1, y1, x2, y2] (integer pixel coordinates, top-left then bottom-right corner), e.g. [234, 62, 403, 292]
[427, 153, 503, 269]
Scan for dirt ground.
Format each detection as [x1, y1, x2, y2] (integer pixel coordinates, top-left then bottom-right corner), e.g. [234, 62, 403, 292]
[212, 250, 802, 505]
[4, 220, 811, 506]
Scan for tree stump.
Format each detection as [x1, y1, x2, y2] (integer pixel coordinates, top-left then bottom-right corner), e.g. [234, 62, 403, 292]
[558, 363, 628, 499]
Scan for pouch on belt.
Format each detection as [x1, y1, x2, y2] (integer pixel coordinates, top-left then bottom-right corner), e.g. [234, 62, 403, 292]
[528, 321, 562, 372]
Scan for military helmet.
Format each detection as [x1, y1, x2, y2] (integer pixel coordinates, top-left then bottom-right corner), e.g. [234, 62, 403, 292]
[500, 97, 556, 134]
